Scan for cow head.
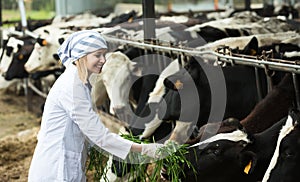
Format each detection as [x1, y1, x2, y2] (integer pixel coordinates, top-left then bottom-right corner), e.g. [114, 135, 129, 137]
[0, 36, 36, 80]
[101, 51, 141, 123]
[162, 124, 256, 182]
[0, 37, 24, 74]
[156, 57, 209, 143]
[163, 111, 292, 182]
[24, 26, 72, 72]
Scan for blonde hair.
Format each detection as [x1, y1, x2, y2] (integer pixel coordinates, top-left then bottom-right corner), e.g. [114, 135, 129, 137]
[74, 56, 89, 84]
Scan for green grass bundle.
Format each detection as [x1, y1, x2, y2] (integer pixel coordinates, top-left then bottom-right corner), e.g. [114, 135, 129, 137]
[86, 133, 196, 182]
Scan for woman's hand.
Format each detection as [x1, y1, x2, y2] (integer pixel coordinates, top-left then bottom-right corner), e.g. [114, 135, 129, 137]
[141, 143, 164, 159]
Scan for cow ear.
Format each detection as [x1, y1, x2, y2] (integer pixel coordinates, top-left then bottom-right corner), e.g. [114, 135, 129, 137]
[17, 44, 22, 50]
[288, 108, 300, 125]
[164, 77, 183, 91]
[239, 151, 257, 175]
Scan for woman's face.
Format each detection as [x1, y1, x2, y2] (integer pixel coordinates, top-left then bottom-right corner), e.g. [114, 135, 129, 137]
[86, 49, 107, 74]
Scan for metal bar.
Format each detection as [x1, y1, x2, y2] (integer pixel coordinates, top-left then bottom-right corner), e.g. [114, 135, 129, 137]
[245, 0, 251, 10]
[0, 0, 2, 48]
[254, 67, 263, 101]
[0, 0, 2, 26]
[142, 0, 156, 40]
[292, 73, 300, 109]
[23, 78, 33, 112]
[17, 0, 27, 31]
[7, 29, 39, 39]
[266, 74, 273, 93]
[103, 35, 300, 74]
[27, 79, 48, 98]
[216, 54, 300, 74]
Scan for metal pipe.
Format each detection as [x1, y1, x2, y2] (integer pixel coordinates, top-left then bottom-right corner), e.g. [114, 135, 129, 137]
[142, 0, 155, 40]
[245, 0, 251, 10]
[0, 0, 2, 48]
[292, 73, 300, 109]
[254, 67, 263, 101]
[18, 0, 27, 31]
[28, 79, 48, 98]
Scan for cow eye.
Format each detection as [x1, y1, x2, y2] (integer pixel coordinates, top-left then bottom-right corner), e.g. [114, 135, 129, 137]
[238, 141, 248, 147]
[282, 149, 294, 159]
[205, 145, 221, 155]
[206, 148, 221, 155]
[213, 149, 221, 155]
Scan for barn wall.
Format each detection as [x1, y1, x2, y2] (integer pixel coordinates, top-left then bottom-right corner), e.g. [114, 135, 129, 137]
[55, 0, 116, 16]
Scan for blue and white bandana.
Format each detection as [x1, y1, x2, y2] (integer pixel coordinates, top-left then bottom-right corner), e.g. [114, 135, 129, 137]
[57, 30, 107, 67]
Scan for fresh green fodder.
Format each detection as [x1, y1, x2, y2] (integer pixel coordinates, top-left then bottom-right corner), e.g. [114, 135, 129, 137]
[87, 132, 196, 182]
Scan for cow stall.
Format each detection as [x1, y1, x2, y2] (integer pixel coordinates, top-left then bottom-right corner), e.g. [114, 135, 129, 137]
[97, 31, 300, 181]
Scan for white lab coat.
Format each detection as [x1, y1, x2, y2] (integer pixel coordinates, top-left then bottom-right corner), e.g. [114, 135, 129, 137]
[28, 65, 133, 182]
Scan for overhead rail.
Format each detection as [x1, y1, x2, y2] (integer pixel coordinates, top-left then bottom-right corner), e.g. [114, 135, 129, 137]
[103, 35, 300, 74]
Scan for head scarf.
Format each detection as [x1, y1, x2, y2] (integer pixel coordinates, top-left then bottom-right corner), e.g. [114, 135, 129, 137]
[57, 30, 107, 67]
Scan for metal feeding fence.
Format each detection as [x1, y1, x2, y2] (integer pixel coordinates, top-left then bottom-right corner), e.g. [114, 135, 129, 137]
[22, 33, 300, 110]
[104, 35, 300, 74]
[103, 34, 300, 108]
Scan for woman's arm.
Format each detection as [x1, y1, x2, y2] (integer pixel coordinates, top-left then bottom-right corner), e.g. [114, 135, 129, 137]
[130, 143, 142, 153]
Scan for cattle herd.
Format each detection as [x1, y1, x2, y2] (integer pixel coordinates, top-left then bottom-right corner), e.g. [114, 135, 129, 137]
[1, 3, 300, 182]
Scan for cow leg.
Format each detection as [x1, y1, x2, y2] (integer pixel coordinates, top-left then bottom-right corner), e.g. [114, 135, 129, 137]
[100, 155, 117, 182]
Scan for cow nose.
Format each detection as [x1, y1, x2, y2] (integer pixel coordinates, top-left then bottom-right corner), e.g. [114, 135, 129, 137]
[113, 105, 126, 116]
[24, 64, 31, 72]
[24, 64, 36, 73]
[53, 54, 60, 61]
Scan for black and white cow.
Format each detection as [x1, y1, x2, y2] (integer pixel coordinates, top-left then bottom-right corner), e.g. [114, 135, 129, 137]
[24, 26, 73, 72]
[3, 36, 35, 80]
[0, 35, 25, 92]
[140, 31, 300, 144]
[185, 11, 297, 43]
[0, 36, 25, 74]
[162, 112, 291, 182]
[14, 19, 53, 32]
[191, 72, 295, 145]
[141, 56, 268, 144]
[262, 109, 300, 182]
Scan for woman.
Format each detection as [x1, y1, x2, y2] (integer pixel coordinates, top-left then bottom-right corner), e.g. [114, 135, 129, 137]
[28, 30, 163, 181]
